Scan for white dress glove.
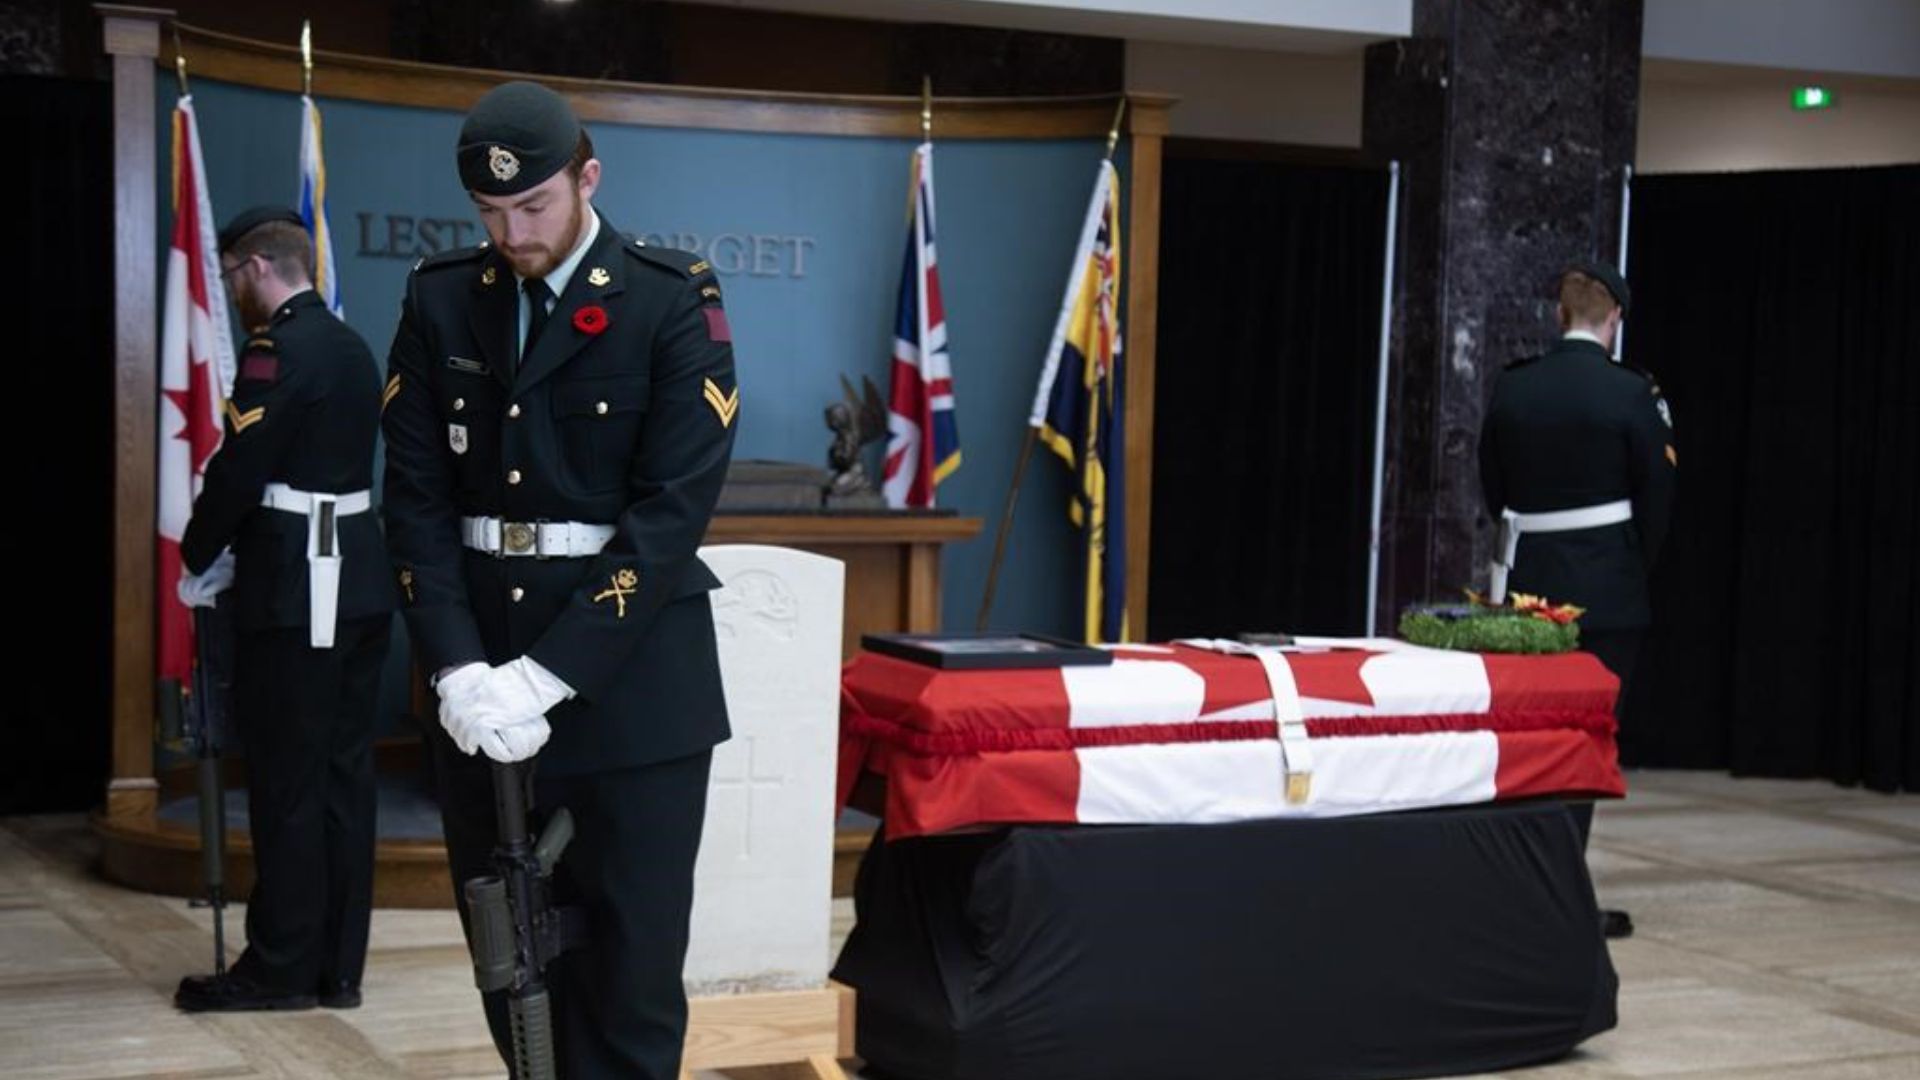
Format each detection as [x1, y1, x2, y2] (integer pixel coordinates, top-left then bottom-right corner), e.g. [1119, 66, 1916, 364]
[435, 658, 574, 760]
[475, 716, 552, 763]
[177, 549, 236, 608]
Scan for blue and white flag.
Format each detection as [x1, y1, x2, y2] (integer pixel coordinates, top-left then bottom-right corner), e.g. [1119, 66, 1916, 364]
[298, 94, 342, 316]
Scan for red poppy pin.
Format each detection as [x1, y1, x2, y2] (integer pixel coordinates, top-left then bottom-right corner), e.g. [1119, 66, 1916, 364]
[573, 305, 609, 336]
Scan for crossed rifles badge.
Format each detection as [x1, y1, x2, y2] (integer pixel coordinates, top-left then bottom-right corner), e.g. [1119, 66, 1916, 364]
[594, 568, 639, 619]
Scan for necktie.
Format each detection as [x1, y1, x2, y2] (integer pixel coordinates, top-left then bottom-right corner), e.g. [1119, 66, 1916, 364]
[522, 277, 555, 363]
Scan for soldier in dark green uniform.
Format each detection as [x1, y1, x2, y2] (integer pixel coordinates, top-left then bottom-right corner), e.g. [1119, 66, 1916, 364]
[174, 207, 396, 1012]
[1478, 259, 1675, 939]
[380, 81, 739, 1078]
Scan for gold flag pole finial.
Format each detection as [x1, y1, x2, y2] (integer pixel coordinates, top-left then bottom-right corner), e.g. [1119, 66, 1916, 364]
[1104, 97, 1128, 160]
[301, 20, 314, 97]
[920, 75, 932, 142]
[173, 25, 189, 95]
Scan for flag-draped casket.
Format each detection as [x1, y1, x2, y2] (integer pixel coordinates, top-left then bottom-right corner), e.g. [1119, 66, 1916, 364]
[839, 638, 1624, 837]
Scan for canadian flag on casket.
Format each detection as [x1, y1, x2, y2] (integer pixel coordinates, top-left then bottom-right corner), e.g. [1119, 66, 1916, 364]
[838, 638, 1625, 839]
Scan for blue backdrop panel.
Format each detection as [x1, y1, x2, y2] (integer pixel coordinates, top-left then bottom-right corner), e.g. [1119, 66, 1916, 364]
[161, 75, 1121, 727]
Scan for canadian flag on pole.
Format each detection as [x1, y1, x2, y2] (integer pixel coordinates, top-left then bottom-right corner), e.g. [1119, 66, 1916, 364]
[156, 96, 235, 685]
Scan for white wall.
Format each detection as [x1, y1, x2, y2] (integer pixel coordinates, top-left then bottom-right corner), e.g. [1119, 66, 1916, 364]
[1639, 64, 1920, 173]
[1643, 0, 1920, 80]
[1125, 39, 1363, 146]
[687, 0, 1408, 51]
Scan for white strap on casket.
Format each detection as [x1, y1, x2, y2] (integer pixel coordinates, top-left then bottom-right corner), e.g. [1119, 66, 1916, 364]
[1174, 639, 1314, 805]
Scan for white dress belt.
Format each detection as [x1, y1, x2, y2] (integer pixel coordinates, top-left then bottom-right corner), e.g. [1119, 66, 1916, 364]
[258, 483, 373, 649]
[461, 516, 616, 559]
[1489, 498, 1633, 604]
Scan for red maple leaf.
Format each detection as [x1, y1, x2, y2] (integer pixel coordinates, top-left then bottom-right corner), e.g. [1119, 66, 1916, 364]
[164, 356, 223, 474]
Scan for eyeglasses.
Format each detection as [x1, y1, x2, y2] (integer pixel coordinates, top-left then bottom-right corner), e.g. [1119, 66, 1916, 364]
[219, 258, 253, 281]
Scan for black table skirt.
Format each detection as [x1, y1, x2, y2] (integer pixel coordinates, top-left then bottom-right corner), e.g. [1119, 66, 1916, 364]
[833, 800, 1617, 1080]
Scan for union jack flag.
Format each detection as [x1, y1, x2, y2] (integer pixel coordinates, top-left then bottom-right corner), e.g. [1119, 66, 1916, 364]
[881, 141, 959, 508]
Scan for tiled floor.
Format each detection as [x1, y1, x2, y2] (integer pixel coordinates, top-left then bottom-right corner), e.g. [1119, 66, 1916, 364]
[3, 770, 1917, 1079]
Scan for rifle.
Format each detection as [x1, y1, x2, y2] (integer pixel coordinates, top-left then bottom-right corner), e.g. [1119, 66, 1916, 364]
[159, 602, 235, 975]
[464, 761, 578, 1080]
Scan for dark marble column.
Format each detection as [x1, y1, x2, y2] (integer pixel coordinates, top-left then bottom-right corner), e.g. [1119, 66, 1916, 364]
[1363, 0, 1642, 625]
[0, 0, 60, 75]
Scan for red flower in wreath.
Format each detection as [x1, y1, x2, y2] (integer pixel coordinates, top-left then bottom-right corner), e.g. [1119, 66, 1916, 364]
[573, 305, 609, 336]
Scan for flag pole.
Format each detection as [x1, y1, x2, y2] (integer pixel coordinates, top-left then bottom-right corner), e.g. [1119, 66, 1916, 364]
[173, 25, 189, 95]
[301, 19, 314, 97]
[920, 75, 932, 142]
[975, 96, 1128, 631]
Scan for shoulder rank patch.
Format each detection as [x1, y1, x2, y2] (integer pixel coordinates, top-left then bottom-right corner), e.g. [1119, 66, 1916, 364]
[702, 377, 739, 428]
[688, 259, 711, 276]
[382, 373, 402, 413]
[224, 399, 266, 434]
[240, 353, 280, 382]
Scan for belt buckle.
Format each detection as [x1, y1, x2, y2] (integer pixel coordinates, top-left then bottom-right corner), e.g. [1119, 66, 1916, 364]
[502, 520, 536, 556]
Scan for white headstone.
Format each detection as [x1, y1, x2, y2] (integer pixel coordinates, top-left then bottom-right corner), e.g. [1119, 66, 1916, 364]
[684, 544, 845, 995]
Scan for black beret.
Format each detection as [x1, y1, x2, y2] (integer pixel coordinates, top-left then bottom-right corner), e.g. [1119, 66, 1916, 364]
[457, 81, 581, 196]
[1564, 259, 1631, 315]
[218, 206, 304, 253]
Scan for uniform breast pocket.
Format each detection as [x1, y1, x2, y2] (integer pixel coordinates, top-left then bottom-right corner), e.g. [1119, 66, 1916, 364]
[551, 375, 648, 493]
[440, 373, 502, 493]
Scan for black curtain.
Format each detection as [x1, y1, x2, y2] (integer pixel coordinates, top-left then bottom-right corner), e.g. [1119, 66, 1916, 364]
[1627, 165, 1919, 791]
[1149, 150, 1388, 640]
[1, 75, 114, 815]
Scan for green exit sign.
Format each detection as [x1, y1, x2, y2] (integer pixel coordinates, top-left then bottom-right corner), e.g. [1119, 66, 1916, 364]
[1792, 86, 1836, 110]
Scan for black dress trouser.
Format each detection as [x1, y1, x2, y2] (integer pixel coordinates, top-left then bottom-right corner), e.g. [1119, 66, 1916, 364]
[1568, 628, 1643, 847]
[432, 736, 713, 1080]
[230, 614, 390, 994]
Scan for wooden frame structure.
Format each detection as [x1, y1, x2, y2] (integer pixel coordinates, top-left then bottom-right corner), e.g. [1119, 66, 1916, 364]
[97, 8, 1170, 1076]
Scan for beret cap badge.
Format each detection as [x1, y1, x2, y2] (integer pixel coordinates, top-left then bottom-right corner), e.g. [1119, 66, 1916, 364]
[488, 146, 521, 182]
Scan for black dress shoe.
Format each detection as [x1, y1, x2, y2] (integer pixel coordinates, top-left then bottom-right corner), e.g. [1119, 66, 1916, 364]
[174, 973, 317, 1013]
[1602, 908, 1635, 939]
[318, 981, 362, 1009]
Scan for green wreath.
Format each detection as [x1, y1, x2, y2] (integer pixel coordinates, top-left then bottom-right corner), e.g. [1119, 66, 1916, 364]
[1399, 596, 1583, 654]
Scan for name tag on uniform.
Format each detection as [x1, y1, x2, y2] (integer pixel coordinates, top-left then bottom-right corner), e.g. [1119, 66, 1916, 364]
[446, 355, 489, 376]
[449, 424, 469, 455]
